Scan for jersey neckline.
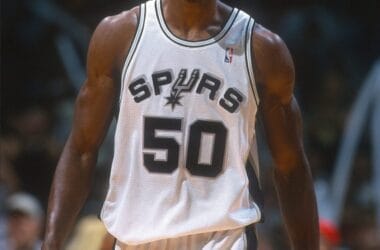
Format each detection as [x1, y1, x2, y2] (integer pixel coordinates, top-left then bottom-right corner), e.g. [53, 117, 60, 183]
[155, 0, 239, 48]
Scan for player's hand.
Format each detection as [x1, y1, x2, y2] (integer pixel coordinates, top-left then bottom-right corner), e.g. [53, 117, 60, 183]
[100, 232, 116, 250]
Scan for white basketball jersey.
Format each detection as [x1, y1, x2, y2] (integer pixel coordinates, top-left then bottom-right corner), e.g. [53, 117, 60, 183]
[101, 0, 262, 245]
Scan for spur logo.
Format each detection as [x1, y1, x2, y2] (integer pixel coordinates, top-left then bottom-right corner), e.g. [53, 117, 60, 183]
[165, 69, 200, 110]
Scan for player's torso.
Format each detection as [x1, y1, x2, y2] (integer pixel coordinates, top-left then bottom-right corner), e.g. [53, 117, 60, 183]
[101, 0, 261, 245]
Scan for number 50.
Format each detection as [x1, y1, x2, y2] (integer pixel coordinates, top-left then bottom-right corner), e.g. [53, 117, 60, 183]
[143, 117, 227, 177]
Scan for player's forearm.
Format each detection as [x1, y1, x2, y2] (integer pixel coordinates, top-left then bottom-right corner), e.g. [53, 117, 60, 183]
[274, 158, 319, 250]
[42, 138, 97, 250]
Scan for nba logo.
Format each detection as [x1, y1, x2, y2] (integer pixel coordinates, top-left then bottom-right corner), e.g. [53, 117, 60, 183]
[224, 47, 234, 63]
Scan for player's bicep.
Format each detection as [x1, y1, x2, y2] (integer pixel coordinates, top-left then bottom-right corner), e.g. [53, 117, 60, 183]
[253, 24, 305, 173]
[70, 76, 117, 154]
[68, 17, 123, 154]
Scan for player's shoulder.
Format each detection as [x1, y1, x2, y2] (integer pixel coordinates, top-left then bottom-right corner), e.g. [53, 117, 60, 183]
[87, 6, 140, 76]
[252, 23, 288, 56]
[89, 6, 140, 51]
[96, 6, 140, 39]
[251, 23, 295, 103]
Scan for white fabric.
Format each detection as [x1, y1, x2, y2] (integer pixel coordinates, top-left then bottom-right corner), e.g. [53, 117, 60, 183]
[101, 0, 261, 245]
[115, 228, 246, 250]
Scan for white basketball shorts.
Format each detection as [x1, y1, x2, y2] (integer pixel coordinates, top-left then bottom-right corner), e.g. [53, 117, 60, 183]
[113, 225, 257, 250]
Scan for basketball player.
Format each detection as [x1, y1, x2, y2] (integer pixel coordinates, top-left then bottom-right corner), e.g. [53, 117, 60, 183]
[42, 0, 319, 249]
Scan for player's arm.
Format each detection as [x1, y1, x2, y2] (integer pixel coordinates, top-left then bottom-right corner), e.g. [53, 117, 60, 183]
[42, 9, 138, 250]
[252, 24, 319, 250]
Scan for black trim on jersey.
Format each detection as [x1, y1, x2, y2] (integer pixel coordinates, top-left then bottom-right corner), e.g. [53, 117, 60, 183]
[246, 159, 265, 223]
[112, 239, 117, 250]
[114, 5, 142, 118]
[245, 224, 258, 250]
[122, 4, 142, 73]
[118, 3, 147, 109]
[122, 3, 146, 80]
[155, 0, 239, 48]
[244, 18, 259, 106]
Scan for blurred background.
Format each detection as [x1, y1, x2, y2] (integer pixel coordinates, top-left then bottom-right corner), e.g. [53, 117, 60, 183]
[1, 0, 379, 249]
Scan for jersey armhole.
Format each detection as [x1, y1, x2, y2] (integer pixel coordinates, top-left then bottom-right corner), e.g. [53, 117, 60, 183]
[119, 3, 147, 105]
[244, 18, 260, 106]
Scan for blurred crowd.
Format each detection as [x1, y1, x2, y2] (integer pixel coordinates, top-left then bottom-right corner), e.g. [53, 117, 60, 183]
[1, 0, 379, 249]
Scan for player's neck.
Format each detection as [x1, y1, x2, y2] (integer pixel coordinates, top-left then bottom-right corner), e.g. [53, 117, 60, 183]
[162, 0, 218, 32]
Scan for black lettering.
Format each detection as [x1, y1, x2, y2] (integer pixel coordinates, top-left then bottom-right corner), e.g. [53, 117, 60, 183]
[196, 73, 221, 100]
[186, 120, 227, 177]
[152, 70, 172, 95]
[129, 77, 151, 103]
[219, 88, 244, 113]
[143, 117, 181, 173]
